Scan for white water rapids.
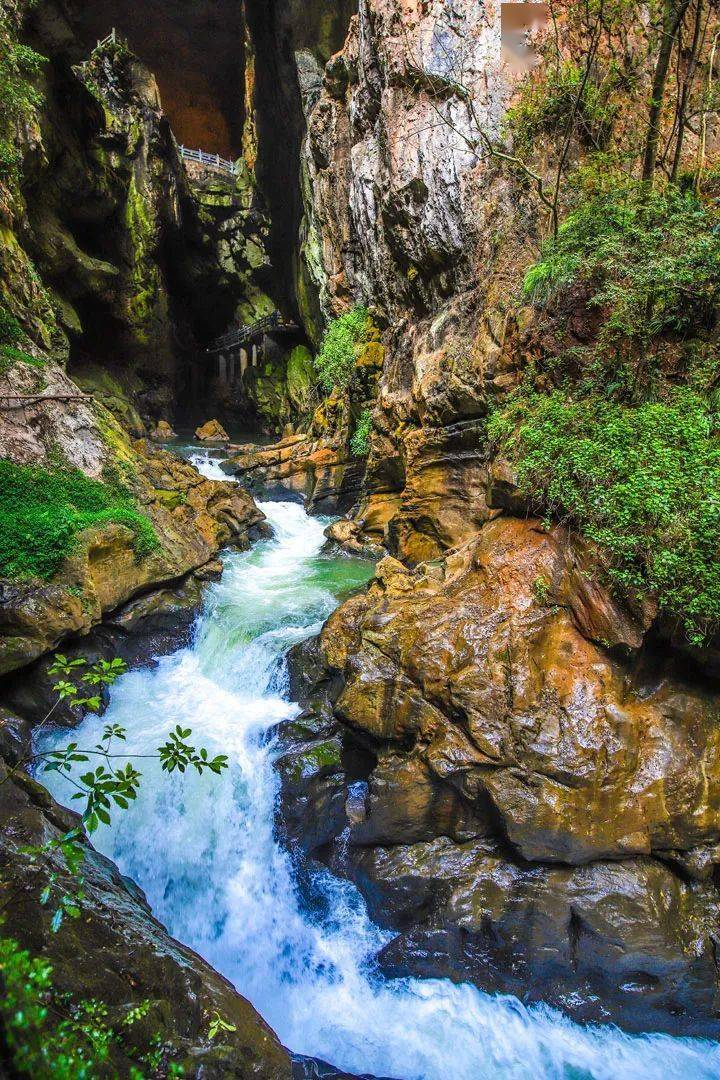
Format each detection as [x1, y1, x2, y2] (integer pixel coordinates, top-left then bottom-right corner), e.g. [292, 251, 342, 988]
[40, 450, 720, 1079]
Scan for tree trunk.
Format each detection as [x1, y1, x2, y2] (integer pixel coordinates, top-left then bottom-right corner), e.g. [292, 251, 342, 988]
[642, 0, 692, 182]
[670, 0, 705, 183]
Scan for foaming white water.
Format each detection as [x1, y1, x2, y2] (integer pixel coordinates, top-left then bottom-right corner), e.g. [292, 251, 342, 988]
[184, 446, 232, 481]
[41, 491, 720, 1079]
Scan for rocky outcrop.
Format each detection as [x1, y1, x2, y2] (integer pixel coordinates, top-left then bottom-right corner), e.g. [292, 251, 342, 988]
[225, 429, 365, 514]
[298, 0, 506, 329]
[196, 418, 230, 443]
[151, 418, 177, 440]
[0, 361, 266, 676]
[275, 517, 720, 1036]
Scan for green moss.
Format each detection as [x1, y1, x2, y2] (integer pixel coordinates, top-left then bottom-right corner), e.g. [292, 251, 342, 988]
[286, 739, 342, 783]
[0, 344, 46, 375]
[125, 175, 160, 332]
[0, 459, 158, 581]
[154, 489, 185, 509]
[0, 16, 46, 185]
[0, 304, 22, 344]
[489, 387, 720, 642]
[314, 306, 373, 391]
[286, 345, 315, 410]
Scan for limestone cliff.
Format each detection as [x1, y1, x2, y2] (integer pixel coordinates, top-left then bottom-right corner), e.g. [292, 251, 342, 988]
[264, 0, 720, 1040]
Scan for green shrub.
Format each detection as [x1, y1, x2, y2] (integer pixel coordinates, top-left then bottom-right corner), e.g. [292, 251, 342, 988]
[0, 460, 158, 581]
[523, 181, 720, 345]
[506, 60, 618, 153]
[489, 387, 720, 641]
[0, 935, 183, 1077]
[350, 407, 373, 457]
[314, 306, 372, 391]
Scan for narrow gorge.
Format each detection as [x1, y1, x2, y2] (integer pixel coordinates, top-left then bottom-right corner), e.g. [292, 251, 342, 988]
[2, 0, 720, 1077]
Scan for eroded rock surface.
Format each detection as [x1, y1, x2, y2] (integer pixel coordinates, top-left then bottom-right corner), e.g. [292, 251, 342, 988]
[275, 517, 720, 1036]
[225, 431, 365, 514]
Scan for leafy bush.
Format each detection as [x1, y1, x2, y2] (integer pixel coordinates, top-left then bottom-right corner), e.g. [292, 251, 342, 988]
[0, 460, 158, 580]
[350, 408, 373, 457]
[523, 181, 720, 345]
[0, 935, 184, 1078]
[489, 388, 720, 641]
[506, 60, 618, 153]
[314, 306, 372, 391]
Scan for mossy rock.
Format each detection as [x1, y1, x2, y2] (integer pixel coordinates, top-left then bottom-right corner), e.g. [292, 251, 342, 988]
[72, 365, 146, 438]
[356, 341, 385, 371]
[286, 345, 315, 411]
[284, 737, 343, 784]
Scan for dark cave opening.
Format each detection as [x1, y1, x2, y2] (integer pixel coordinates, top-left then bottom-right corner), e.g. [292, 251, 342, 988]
[243, 0, 356, 321]
[64, 0, 247, 158]
[39, 1, 356, 433]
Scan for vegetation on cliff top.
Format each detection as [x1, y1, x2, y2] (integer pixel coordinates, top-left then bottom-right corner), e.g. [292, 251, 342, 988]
[497, 165, 720, 643]
[524, 178, 720, 350]
[0, 461, 158, 581]
[489, 388, 720, 641]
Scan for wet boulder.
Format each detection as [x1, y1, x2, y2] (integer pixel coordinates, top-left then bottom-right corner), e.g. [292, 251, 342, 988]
[195, 419, 230, 443]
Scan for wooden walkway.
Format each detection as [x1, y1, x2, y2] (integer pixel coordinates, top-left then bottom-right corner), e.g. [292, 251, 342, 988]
[207, 312, 298, 387]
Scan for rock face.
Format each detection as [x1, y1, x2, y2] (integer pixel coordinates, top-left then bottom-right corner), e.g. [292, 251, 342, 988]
[275, 517, 720, 1036]
[225, 431, 365, 513]
[298, 0, 505, 330]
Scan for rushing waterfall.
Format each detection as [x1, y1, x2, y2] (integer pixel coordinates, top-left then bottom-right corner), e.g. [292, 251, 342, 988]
[40, 453, 720, 1080]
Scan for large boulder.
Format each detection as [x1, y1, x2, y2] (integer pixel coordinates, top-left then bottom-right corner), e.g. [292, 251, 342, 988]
[150, 418, 177, 440]
[195, 419, 230, 443]
[274, 514, 720, 1035]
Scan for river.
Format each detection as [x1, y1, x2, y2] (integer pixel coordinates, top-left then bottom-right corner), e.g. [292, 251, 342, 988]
[40, 450, 720, 1079]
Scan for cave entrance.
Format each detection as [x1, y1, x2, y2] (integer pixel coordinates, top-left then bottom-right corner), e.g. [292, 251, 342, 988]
[60, 0, 356, 437]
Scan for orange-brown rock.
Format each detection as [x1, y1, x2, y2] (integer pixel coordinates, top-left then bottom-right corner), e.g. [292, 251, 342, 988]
[276, 514, 720, 1035]
[225, 432, 365, 513]
[330, 518, 720, 865]
[150, 419, 177, 440]
[195, 419, 230, 443]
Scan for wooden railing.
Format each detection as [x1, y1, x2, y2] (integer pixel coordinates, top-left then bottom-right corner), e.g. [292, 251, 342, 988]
[178, 146, 238, 177]
[94, 28, 118, 50]
[207, 312, 297, 354]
